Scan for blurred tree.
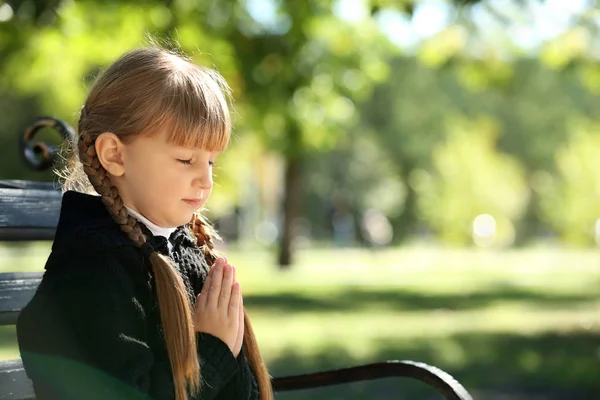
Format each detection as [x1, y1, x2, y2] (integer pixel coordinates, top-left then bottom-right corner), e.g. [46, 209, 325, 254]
[537, 119, 600, 246]
[412, 116, 529, 246]
[360, 55, 599, 243]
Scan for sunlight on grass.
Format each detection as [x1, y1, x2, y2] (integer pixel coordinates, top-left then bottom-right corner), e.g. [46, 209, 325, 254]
[251, 303, 600, 364]
[0, 242, 51, 273]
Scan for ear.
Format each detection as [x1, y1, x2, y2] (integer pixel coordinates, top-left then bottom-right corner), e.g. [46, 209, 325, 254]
[95, 132, 125, 177]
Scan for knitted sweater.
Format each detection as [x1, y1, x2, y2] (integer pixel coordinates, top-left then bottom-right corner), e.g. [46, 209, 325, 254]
[16, 191, 259, 400]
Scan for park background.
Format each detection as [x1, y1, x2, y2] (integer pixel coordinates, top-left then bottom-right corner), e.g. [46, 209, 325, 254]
[1, 0, 600, 398]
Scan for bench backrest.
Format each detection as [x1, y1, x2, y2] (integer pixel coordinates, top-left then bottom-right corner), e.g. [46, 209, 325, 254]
[0, 180, 61, 241]
[0, 180, 59, 400]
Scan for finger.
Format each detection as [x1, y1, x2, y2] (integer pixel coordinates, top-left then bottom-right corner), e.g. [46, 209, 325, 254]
[197, 262, 215, 308]
[218, 263, 234, 309]
[238, 299, 244, 340]
[206, 258, 225, 307]
[234, 301, 244, 356]
[228, 281, 241, 318]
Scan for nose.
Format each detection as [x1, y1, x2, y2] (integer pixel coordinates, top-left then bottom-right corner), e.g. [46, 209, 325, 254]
[193, 166, 213, 192]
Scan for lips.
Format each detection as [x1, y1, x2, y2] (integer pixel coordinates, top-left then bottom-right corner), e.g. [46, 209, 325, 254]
[183, 199, 202, 208]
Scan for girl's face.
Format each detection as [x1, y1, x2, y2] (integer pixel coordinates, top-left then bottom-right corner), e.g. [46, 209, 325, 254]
[113, 128, 219, 228]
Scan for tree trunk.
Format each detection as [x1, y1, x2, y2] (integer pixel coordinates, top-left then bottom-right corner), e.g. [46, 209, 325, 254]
[277, 153, 302, 268]
[395, 160, 418, 241]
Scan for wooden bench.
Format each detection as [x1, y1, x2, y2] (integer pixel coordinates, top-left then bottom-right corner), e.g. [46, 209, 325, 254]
[0, 118, 473, 399]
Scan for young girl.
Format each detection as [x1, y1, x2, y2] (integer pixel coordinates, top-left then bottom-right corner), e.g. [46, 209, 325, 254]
[16, 45, 273, 400]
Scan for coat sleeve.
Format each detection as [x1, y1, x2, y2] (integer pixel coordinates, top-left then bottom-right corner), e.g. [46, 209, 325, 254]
[194, 335, 259, 400]
[214, 347, 260, 400]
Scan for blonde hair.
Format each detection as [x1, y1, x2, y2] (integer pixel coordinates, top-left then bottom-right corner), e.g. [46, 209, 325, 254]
[60, 46, 272, 400]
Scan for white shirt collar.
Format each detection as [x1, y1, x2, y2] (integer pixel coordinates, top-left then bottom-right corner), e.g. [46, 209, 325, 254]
[124, 206, 178, 242]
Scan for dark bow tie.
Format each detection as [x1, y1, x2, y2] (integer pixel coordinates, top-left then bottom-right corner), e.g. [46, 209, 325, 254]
[139, 223, 197, 257]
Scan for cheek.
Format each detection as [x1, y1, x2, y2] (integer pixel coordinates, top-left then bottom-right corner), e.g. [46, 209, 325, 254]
[158, 166, 190, 192]
[129, 161, 173, 193]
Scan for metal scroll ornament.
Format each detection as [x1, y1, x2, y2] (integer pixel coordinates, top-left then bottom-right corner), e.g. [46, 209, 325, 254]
[20, 117, 76, 171]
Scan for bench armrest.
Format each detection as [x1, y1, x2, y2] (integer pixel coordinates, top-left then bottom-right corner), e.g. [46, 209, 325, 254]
[271, 360, 472, 399]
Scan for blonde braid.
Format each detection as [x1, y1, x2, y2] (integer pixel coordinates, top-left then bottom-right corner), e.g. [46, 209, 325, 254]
[190, 212, 220, 265]
[77, 126, 201, 400]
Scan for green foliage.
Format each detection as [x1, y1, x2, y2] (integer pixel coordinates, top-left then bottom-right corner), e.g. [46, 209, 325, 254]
[540, 28, 590, 70]
[537, 119, 600, 246]
[413, 116, 529, 246]
[1, 3, 162, 119]
[360, 55, 600, 244]
[418, 26, 467, 68]
[213, 0, 393, 155]
[299, 127, 407, 240]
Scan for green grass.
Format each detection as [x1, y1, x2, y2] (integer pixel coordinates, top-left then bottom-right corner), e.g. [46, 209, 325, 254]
[2, 243, 600, 399]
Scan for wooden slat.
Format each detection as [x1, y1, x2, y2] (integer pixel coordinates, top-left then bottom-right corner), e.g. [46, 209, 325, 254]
[0, 273, 43, 326]
[0, 181, 57, 191]
[0, 360, 34, 400]
[0, 186, 62, 241]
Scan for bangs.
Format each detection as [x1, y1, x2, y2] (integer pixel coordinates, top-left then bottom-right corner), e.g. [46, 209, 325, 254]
[148, 63, 232, 152]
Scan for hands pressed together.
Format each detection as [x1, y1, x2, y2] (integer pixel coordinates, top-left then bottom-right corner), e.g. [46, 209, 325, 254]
[193, 257, 244, 358]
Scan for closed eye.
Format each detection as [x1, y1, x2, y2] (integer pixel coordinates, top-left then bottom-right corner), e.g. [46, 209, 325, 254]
[178, 159, 216, 167]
